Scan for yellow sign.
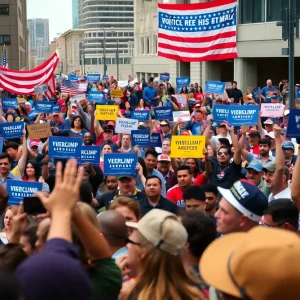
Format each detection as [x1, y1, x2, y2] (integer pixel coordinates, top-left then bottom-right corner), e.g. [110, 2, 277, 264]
[110, 89, 124, 98]
[170, 136, 206, 159]
[17, 97, 25, 103]
[95, 105, 118, 121]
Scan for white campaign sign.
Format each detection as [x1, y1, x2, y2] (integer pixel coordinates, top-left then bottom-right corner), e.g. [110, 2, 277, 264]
[115, 118, 139, 134]
[172, 111, 191, 122]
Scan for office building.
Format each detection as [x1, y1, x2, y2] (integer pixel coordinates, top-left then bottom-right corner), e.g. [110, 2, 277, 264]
[28, 18, 49, 67]
[133, 0, 300, 93]
[0, 0, 29, 69]
[78, 0, 134, 79]
[72, 0, 79, 29]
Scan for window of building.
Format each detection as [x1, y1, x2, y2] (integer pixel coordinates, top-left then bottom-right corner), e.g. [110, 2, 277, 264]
[140, 37, 144, 55]
[92, 58, 97, 65]
[266, 0, 283, 22]
[0, 35, 10, 45]
[124, 58, 131, 64]
[0, 4, 9, 15]
[239, 0, 265, 24]
[146, 37, 150, 54]
[153, 35, 157, 54]
[84, 58, 91, 65]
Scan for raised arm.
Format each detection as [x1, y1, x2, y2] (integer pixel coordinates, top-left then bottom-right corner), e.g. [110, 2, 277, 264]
[225, 122, 241, 165]
[291, 145, 300, 211]
[94, 111, 103, 138]
[17, 131, 28, 175]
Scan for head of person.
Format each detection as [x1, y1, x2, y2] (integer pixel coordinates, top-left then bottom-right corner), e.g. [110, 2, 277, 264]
[35, 218, 51, 252]
[145, 149, 158, 171]
[0, 153, 12, 177]
[231, 80, 237, 89]
[0, 267, 22, 300]
[2, 206, 18, 232]
[263, 162, 290, 190]
[266, 78, 272, 87]
[176, 165, 193, 190]
[161, 138, 171, 154]
[215, 180, 268, 235]
[183, 185, 206, 212]
[159, 120, 170, 133]
[5, 142, 19, 160]
[246, 160, 263, 186]
[281, 141, 295, 161]
[180, 86, 188, 94]
[118, 175, 137, 195]
[100, 141, 113, 158]
[103, 125, 114, 141]
[5, 113, 16, 123]
[194, 110, 203, 123]
[29, 141, 39, 154]
[263, 199, 298, 232]
[264, 118, 274, 132]
[218, 137, 231, 149]
[137, 98, 146, 108]
[200, 227, 300, 300]
[247, 130, 260, 146]
[51, 112, 60, 123]
[71, 115, 86, 130]
[126, 210, 202, 299]
[0, 244, 27, 271]
[184, 158, 201, 176]
[157, 154, 171, 175]
[258, 138, 271, 156]
[196, 86, 202, 93]
[24, 160, 40, 181]
[20, 223, 39, 256]
[202, 184, 219, 214]
[207, 145, 217, 158]
[104, 175, 118, 191]
[181, 210, 216, 260]
[145, 176, 162, 199]
[217, 146, 232, 165]
[121, 134, 131, 148]
[217, 123, 228, 135]
[83, 132, 93, 146]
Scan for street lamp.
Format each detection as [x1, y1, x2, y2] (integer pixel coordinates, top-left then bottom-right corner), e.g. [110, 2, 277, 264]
[111, 27, 119, 81]
[103, 28, 107, 76]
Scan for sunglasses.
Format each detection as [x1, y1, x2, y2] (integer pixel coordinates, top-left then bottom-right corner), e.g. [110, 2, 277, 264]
[217, 151, 229, 156]
[126, 238, 141, 246]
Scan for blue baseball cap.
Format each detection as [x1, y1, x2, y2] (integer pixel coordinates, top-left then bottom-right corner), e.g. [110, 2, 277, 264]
[246, 160, 263, 172]
[218, 180, 268, 222]
[282, 141, 294, 150]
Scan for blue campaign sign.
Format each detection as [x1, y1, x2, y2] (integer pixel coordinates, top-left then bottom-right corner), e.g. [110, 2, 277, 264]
[35, 101, 53, 114]
[160, 73, 170, 81]
[252, 87, 261, 100]
[103, 75, 109, 80]
[212, 104, 229, 123]
[52, 104, 61, 113]
[176, 77, 190, 88]
[131, 130, 150, 147]
[154, 107, 173, 121]
[104, 153, 138, 176]
[48, 136, 82, 159]
[227, 105, 259, 126]
[205, 81, 226, 94]
[7, 180, 43, 205]
[131, 110, 150, 122]
[297, 88, 300, 99]
[87, 73, 101, 83]
[286, 109, 300, 137]
[88, 91, 106, 104]
[2, 98, 17, 109]
[150, 133, 162, 147]
[78, 146, 101, 165]
[28, 110, 39, 121]
[0, 137, 3, 152]
[0, 122, 24, 139]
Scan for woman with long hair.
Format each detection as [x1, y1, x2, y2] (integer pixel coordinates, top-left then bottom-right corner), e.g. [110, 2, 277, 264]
[16, 104, 27, 121]
[194, 86, 204, 104]
[135, 99, 149, 111]
[99, 141, 113, 172]
[0, 206, 19, 244]
[68, 115, 89, 138]
[184, 158, 202, 180]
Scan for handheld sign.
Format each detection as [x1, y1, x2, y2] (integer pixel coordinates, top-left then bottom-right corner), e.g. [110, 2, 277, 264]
[95, 105, 118, 121]
[78, 146, 101, 165]
[34, 84, 48, 94]
[7, 181, 43, 205]
[212, 104, 229, 123]
[27, 123, 51, 139]
[170, 136, 206, 159]
[160, 73, 170, 81]
[104, 153, 138, 176]
[0, 122, 25, 139]
[252, 87, 261, 99]
[71, 94, 86, 102]
[176, 77, 190, 88]
[131, 110, 150, 122]
[205, 81, 226, 94]
[261, 104, 285, 118]
[227, 105, 259, 126]
[115, 118, 139, 134]
[48, 137, 82, 159]
[110, 89, 124, 98]
[88, 91, 106, 104]
[35, 101, 53, 114]
[0, 137, 3, 152]
[52, 104, 61, 113]
[154, 107, 173, 121]
[150, 133, 162, 147]
[297, 88, 300, 99]
[286, 109, 300, 137]
[172, 111, 191, 122]
[131, 130, 150, 147]
[2, 98, 17, 110]
[174, 95, 187, 106]
[87, 73, 101, 83]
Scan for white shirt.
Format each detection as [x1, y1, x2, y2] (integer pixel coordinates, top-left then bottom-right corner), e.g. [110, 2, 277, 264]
[268, 186, 291, 202]
[0, 232, 8, 244]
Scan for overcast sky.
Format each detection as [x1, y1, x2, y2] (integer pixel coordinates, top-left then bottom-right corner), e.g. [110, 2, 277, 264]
[27, 0, 73, 42]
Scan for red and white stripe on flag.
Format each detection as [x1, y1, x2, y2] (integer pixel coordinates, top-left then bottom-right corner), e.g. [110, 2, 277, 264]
[157, 0, 238, 62]
[0, 52, 59, 98]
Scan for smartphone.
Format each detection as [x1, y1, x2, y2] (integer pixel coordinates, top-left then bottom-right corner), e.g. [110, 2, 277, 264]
[23, 197, 46, 215]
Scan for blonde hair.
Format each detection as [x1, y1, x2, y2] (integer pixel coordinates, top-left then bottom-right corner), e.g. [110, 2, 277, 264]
[128, 234, 204, 300]
[77, 202, 100, 230]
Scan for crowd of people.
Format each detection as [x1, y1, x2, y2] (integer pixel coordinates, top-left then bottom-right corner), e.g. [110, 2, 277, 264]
[0, 74, 300, 300]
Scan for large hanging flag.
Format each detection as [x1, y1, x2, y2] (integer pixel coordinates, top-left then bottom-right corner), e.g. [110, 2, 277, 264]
[157, 0, 238, 62]
[0, 45, 8, 68]
[0, 52, 59, 99]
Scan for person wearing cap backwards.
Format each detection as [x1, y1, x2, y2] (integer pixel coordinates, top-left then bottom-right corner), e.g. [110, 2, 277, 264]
[96, 174, 144, 210]
[215, 180, 268, 235]
[200, 227, 300, 300]
[118, 209, 205, 300]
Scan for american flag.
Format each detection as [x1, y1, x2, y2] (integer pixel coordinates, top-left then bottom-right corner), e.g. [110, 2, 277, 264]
[157, 0, 238, 62]
[0, 52, 58, 99]
[0, 45, 8, 68]
[61, 79, 80, 95]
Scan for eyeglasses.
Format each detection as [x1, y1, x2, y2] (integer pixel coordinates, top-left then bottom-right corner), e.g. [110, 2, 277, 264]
[217, 152, 229, 156]
[126, 238, 141, 246]
[261, 222, 285, 228]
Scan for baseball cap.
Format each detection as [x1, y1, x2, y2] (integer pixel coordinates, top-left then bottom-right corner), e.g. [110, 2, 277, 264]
[200, 227, 300, 300]
[264, 119, 273, 125]
[265, 131, 275, 139]
[218, 181, 268, 222]
[117, 175, 135, 180]
[103, 125, 114, 132]
[126, 209, 188, 256]
[106, 121, 115, 127]
[160, 121, 168, 126]
[247, 130, 260, 138]
[195, 103, 201, 108]
[30, 141, 39, 148]
[246, 160, 263, 172]
[217, 123, 226, 128]
[282, 141, 294, 150]
[284, 109, 290, 116]
[263, 161, 290, 178]
[157, 154, 171, 162]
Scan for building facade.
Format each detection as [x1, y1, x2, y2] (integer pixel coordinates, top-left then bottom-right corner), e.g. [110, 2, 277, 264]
[133, 0, 300, 93]
[77, 0, 134, 79]
[0, 0, 28, 70]
[72, 0, 79, 29]
[27, 18, 49, 67]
